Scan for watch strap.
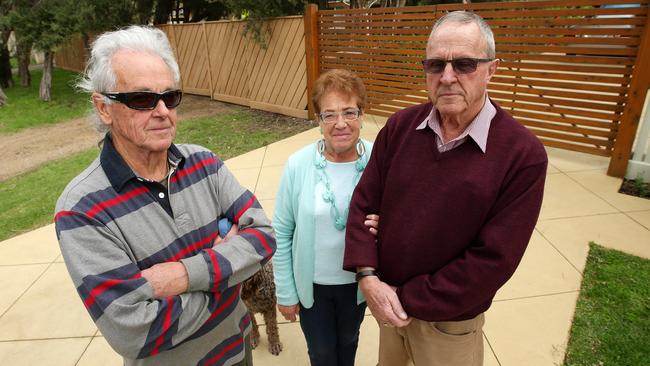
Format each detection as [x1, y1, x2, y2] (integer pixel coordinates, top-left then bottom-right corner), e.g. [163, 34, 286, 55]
[355, 270, 379, 282]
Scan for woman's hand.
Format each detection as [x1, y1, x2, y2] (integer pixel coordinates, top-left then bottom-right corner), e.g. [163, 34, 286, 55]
[214, 223, 239, 245]
[364, 214, 379, 236]
[277, 303, 300, 322]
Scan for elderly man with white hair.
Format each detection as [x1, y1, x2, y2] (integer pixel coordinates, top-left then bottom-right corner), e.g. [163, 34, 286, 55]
[54, 25, 275, 366]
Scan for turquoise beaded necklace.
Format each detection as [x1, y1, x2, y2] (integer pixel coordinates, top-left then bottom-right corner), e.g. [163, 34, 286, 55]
[314, 139, 367, 231]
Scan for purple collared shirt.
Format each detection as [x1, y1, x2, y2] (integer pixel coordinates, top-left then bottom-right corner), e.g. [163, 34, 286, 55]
[416, 95, 496, 153]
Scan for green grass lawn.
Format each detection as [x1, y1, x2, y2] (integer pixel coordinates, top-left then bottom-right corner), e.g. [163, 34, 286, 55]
[0, 110, 315, 241]
[175, 109, 313, 158]
[0, 68, 88, 132]
[564, 243, 650, 366]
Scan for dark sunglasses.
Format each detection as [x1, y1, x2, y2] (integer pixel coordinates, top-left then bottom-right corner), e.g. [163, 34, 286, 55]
[102, 90, 183, 110]
[422, 58, 494, 74]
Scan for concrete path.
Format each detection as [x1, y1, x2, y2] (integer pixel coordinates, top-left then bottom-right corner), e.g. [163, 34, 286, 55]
[1, 114, 649, 365]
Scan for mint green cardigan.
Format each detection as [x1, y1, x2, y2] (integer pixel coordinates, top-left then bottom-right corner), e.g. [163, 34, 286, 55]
[272, 139, 373, 308]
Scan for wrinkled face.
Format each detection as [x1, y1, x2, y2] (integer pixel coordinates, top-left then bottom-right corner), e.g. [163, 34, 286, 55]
[94, 50, 178, 154]
[425, 22, 497, 122]
[318, 91, 362, 160]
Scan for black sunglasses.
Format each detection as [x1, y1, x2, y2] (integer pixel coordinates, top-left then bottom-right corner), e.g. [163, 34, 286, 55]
[102, 90, 183, 110]
[422, 58, 494, 74]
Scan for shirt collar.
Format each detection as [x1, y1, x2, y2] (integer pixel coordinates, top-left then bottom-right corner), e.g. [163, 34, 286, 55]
[416, 95, 496, 153]
[100, 133, 184, 192]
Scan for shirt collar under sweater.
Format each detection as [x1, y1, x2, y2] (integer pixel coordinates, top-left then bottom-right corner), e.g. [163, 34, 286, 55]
[416, 94, 495, 153]
[100, 133, 185, 192]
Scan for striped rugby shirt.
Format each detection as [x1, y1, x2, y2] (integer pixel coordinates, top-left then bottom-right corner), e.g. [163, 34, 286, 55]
[55, 136, 275, 365]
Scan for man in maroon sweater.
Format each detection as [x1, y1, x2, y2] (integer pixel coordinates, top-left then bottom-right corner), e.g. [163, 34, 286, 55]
[343, 11, 547, 366]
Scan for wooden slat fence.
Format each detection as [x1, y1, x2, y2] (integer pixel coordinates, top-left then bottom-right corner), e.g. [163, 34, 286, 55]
[160, 17, 308, 119]
[54, 34, 89, 73]
[55, 18, 308, 119]
[307, 0, 650, 176]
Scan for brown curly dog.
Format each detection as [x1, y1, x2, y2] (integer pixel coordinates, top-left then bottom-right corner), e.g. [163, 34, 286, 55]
[241, 262, 282, 355]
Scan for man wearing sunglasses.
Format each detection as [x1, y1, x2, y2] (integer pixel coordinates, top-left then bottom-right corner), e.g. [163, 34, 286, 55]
[54, 26, 274, 366]
[344, 11, 548, 366]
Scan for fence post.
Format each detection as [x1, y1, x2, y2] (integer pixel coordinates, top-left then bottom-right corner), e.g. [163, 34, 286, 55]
[304, 3, 320, 121]
[608, 11, 650, 177]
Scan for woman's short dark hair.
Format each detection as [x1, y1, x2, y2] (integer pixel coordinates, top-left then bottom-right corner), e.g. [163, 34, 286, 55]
[312, 69, 367, 115]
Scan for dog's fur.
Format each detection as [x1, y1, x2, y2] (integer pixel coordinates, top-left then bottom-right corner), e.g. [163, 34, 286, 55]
[241, 262, 282, 355]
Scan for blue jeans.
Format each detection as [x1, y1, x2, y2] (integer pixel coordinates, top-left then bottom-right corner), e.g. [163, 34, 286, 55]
[299, 283, 367, 366]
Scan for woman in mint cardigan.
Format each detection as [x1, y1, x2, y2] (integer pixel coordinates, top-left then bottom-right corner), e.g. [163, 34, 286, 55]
[273, 69, 375, 366]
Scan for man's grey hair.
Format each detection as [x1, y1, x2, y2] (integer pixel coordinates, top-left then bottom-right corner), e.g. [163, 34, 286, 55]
[428, 11, 496, 59]
[77, 25, 181, 134]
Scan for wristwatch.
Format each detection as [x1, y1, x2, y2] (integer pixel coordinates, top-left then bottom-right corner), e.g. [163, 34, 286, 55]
[355, 270, 379, 282]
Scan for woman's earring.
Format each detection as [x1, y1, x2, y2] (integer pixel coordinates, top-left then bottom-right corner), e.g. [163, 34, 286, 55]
[356, 140, 365, 157]
[319, 126, 323, 134]
[318, 139, 326, 155]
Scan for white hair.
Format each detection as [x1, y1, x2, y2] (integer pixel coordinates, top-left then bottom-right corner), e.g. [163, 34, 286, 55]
[77, 25, 181, 134]
[428, 11, 496, 59]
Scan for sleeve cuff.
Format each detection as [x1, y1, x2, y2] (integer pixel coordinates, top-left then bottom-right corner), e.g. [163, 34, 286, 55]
[180, 253, 211, 292]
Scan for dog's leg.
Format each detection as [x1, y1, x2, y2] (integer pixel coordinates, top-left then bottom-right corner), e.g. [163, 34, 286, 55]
[249, 311, 260, 349]
[263, 308, 282, 355]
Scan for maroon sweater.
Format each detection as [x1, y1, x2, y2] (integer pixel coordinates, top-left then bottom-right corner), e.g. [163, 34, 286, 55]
[344, 101, 547, 321]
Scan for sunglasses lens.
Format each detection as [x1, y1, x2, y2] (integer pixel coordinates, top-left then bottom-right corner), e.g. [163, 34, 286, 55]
[423, 59, 445, 74]
[452, 59, 478, 74]
[162, 90, 182, 109]
[126, 93, 158, 110]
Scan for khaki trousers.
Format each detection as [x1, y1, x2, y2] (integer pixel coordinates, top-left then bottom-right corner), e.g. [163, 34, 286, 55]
[378, 313, 485, 366]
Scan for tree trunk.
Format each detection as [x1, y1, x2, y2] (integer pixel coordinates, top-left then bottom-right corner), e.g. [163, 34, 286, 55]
[17, 40, 32, 87]
[381, 0, 407, 6]
[0, 30, 14, 89]
[81, 32, 91, 60]
[0, 85, 7, 107]
[39, 51, 53, 102]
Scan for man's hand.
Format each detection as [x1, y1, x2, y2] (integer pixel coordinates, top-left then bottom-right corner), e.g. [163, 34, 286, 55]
[277, 303, 300, 322]
[141, 262, 189, 298]
[358, 275, 411, 328]
[364, 214, 379, 236]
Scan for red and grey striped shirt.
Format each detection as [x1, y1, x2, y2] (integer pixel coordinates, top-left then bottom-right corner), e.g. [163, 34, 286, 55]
[55, 136, 275, 365]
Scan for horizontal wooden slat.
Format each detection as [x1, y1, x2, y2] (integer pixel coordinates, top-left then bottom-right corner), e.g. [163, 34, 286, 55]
[436, 0, 646, 11]
[250, 101, 308, 119]
[183, 87, 211, 96]
[368, 90, 429, 104]
[320, 45, 424, 56]
[320, 34, 428, 42]
[496, 99, 619, 121]
[489, 90, 624, 112]
[495, 35, 640, 46]
[539, 138, 611, 156]
[497, 52, 636, 66]
[528, 127, 611, 146]
[518, 118, 615, 138]
[510, 110, 616, 129]
[487, 83, 627, 103]
[496, 68, 630, 84]
[498, 60, 632, 76]
[497, 43, 638, 56]
[321, 60, 423, 75]
[483, 17, 647, 28]
[213, 93, 250, 106]
[492, 27, 643, 37]
[490, 75, 628, 94]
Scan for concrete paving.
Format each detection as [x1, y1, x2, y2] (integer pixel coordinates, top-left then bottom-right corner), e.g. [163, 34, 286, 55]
[1, 114, 649, 365]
